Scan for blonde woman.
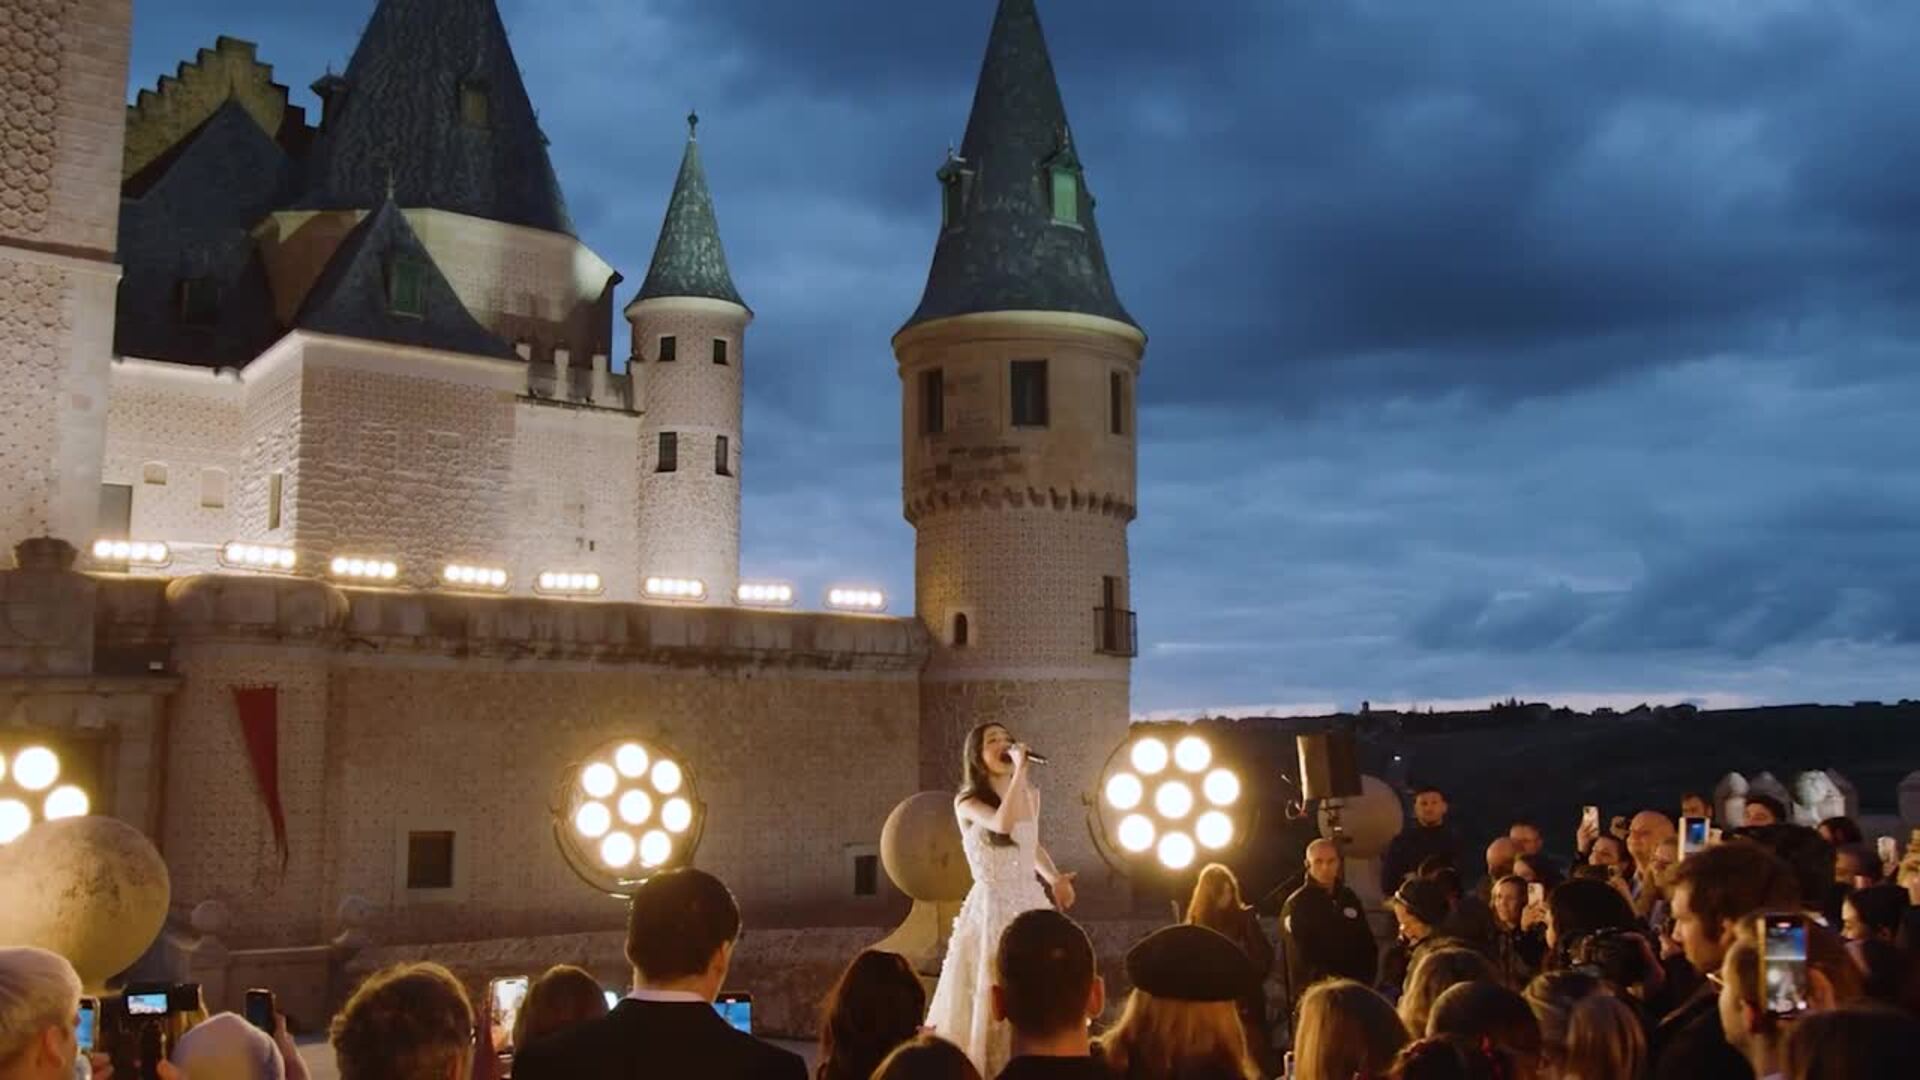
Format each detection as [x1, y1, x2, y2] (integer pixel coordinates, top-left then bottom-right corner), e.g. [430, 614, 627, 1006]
[1291, 979, 1409, 1080]
[1524, 970, 1644, 1080]
[1096, 925, 1261, 1080]
[1185, 863, 1275, 1067]
[1396, 946, 1494, 1039]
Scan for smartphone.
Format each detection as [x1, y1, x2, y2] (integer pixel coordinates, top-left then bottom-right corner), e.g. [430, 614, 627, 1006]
[1528, 882, 1546, 907]
[1879, 836, 1899, 870]
[1680, 816, 1710, 857]
[488, 976, 530, 1051]
[1582, 805, 1600, 832]
[244, 989, 276, 1034]
[123, 990, 170, 1017]
[1708, 827, 1724, 847]
[1282, 1049, 1296, 1079]
[602, 989, 621, 1010]
[77, 997, 98, 1053]
[1760, 912, 1810, 1019]
[715, 991, 752, 1034]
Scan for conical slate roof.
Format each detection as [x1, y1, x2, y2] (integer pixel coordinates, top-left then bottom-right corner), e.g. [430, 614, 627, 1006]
[634, 117, 745, 309]
[296, 197, 517, 360]
[903, 0, 1136, 332]
[300, 0, 573, 235]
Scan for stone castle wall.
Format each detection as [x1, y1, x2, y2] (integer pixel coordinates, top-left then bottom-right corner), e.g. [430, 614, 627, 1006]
[100, 361, 245, 572]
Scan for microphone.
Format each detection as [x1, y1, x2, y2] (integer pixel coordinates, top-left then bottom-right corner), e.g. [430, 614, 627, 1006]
[1001, 748, 1049, 766]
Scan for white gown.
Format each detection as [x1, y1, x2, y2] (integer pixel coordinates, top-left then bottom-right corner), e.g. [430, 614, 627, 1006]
[925, 816, 1053, 1078]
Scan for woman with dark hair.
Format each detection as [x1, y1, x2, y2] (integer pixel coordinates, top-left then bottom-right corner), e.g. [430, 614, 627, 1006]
[1543, 880, 1637, 970]
[872, 1034, 985, 1080]
[1185, 863, 1275, 1070]
[924, 723, 1075, 1077]
[815, 950, 926, 1080]
[1815, 816, 1864, 848]
[512, 965, 609, 1051]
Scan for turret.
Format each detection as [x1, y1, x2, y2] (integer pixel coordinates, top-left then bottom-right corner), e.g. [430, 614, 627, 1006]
[896, 0, 1145, 898]
[626, 114, 750, 605]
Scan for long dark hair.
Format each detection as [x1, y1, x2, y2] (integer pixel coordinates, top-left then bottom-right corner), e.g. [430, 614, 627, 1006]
[816, 950, 927, 1080]
[958, 722, 1016, 847]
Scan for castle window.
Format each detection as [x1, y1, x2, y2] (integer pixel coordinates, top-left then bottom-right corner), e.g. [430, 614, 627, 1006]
[921, 369, 945, 435]
[1110, 371, 1129, 436]
[712, 338, 729, 365]
[658, 335, 678, 363]
[406, 831, 456, 890]
[715, 434, 731, 477]
[268, 472, 284, 530]
[853, 854, 879, 897]
[657, 432, 678, 473]
[387, 256, 426, 317]
[200, 468, 228, 509]
[1050, 167, 1080, 226]
[1011, 360, 1049, 428]
[953, 613, 970, 647]
[178, 277, 220, 327]
[459, 79, 490, 128]
[141, 462, 168, 486]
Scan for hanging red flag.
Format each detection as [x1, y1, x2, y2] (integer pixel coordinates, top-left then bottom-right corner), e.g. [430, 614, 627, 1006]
[232, 685, 289, 872]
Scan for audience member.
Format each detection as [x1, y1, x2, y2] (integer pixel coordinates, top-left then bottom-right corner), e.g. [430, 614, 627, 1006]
[1837, 883, 1909, 1004]
[1481, 839, 1517, 902]
[1421, 862, 1498, 955]
[1283, 840, 1379, 992]
[513, 965, 609, 1052]
[509, 868, 805, 1080]
[1832, 842, 1882, 888]
[815, 951, 925, 1080]
[873, 1035, 984, 1080]
[1184, 863, 1273, 1067]
[1652, 842, 1801, 1080]
[1814, 817, 1862, 849]
[1289, 980, 1408, 1080]
[1741, 795, 1786, 829]
[1733, 824, 1842, 927]
[1680, 793, 1713, 823]
[1543, 879, 1638, 970]
[1389, 1037, 1519, 1080]
[1489, 876, 1546, 988]
[1096, 925, 1260, 1080]
[169, 1011, 287, 1080]
[1378, 879, 1454, 1001]
[1383, 786, 1464, 894]
[0, 947, 101, 1080]
[990, 910, 1107, 1080]
[1777, 1003, 1920, 1080]
[328, 962, 474, 1080]
[1716, 916, 1863, 1080]
[1396, 948, 1495, 1040]
[1524, 971, 1645, 1080]
[1424, 982, 1542, 1079]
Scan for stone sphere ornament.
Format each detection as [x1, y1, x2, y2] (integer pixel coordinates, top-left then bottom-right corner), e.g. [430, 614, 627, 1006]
[880, 791, 969, 902]
[0, 816, 170, 989]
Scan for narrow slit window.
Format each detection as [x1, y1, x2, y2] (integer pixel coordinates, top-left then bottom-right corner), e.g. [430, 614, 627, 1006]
[953, 613, 970, 647]
[712, 338, 729, 365]
[459, 80, 489, 128]
[921, 369, 945, 435]
[715, 434, 732, 476]
[268, 472, 284, 530]
[1050, 169, 1080, 225]
[387, 256, 426, 317]
[658, 335, 678, 363]
[1110, 371, 1129, 436]
[1011, 360, 1049, 428]
[657, 432, 678, 473]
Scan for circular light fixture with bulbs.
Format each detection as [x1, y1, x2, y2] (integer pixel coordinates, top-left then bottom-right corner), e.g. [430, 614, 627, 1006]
[552, 736, 704, 896]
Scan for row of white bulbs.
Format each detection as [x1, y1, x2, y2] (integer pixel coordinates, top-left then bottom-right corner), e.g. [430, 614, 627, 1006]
[0, 747, 93, 845]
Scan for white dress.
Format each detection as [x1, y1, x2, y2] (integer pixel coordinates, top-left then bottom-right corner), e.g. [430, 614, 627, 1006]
[925, 816, 1053, 1078]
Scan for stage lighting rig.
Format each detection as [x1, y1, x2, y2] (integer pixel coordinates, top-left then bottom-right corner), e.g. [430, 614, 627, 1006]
[552, 737, 704, 896]
[1089, 725, 1249, 876]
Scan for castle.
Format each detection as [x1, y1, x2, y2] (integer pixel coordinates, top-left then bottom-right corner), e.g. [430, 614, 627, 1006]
[0, 0, 1143, 1027]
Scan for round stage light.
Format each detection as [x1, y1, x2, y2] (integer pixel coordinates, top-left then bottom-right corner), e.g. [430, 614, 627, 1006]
[1196, 810, 1235, 850]
[43, 785, 88, 820]
[1117, 814, 1156, 853]
[1104, 772, 1143, 811]
[0, 799, 29, 843]
[615, 743, 649, 778]
[553, 737, 704, 896]
[1173, 735, 1211, 773]
[1157, 831, 1197, 871]
[618, 790, 653, 826]
[1154, 779, 1194, 820]
[1129, 737, 1169, 775]
[11, 747, 58, 792]
[1203, 768, 1241, 806]
[573, 801, 611, 839]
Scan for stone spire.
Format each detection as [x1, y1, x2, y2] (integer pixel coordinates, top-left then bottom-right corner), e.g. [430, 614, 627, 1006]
[300, 0, 574, 235]
[634, 115, 746, 309]
[903, 0, 1136, 332]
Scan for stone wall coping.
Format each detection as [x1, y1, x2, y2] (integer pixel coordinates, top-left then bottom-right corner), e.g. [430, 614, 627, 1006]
[0, 675, 180, 694]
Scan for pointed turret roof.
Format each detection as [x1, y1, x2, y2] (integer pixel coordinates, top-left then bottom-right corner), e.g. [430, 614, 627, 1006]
[633, 114, 745, 309]
[903, 0, 1136, 332]
[300, 0, 573, 235]
[296, 198, 518, 359]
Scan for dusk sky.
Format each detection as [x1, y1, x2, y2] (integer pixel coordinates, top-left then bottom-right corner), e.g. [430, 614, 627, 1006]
[131, 0, 1920, 716]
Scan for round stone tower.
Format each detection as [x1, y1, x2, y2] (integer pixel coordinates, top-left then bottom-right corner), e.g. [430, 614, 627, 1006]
[626, 114, 749, 604]
[896, 0, 1145, 895]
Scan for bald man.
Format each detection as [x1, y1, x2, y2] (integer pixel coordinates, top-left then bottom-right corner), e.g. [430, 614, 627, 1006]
[1478, 837, 1517, 903]
[1628, 810, 1677, 914]
[1280, 839, 1379, 991]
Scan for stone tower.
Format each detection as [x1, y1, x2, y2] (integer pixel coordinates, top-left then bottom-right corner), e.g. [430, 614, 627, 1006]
[0, 0, 133, 562]
[896, 0, 1145, 888]
[626, 116, 749, 604]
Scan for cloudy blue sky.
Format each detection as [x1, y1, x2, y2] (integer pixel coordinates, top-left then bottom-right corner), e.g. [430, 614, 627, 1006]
[131, 0, 1920, 716]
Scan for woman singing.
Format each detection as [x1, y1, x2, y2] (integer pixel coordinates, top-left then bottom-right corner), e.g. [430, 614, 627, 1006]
[924, 722, 1077, 1077]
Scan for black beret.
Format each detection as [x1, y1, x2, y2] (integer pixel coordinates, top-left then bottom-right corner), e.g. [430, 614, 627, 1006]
[1124, 924, 1256, 1003]
[1388, 878, 1451, 928]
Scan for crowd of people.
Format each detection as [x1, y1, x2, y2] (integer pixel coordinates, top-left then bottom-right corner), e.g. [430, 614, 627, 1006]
[6, 783, 1920, 1080]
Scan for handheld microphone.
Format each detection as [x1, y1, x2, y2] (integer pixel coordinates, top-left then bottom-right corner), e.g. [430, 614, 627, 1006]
[1001, 748, 1049, 766]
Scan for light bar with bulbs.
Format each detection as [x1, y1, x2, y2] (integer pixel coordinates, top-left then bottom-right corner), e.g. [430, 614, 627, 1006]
[826, 587, 887, 613]
[91, 539, 171, 567]
[735, 582, 796, 607]
[330, 556, 400, 583]
[221, 542, 298, 572]
[443, 564, 509, 592]
[537, 571, 604, 597]
[643, 577, 707, 602]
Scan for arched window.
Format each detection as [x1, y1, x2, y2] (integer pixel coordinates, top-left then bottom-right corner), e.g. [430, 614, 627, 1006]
[953, 613, 970, 647]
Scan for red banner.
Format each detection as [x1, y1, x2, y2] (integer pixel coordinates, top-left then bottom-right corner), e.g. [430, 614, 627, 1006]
[232, 685, 289, 872]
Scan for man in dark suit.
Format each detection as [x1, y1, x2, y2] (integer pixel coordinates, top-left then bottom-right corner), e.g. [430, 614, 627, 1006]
[991, 910, 1112, 1079]
[510, 868, 806, 1080]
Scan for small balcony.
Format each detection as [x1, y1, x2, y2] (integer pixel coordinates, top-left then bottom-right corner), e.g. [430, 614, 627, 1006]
[1094, 606, 1138, 658]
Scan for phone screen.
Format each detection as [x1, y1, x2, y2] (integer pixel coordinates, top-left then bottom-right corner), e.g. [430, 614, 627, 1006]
[1681, 816, 1709, 855]
[244, 990, 275, 1033]
[1761, 913, 1810, 1018]
[1583, 805, 1600, 829]
[1528, 882, 1546, 907]
[124, 992, 169, 1017]
[77, 999, 97, 1052]
[603, 990, 620, 1010]
[1878, 836, 1899, 868]
[715, 993, 752, 1034]
[489, 977, 530, 1050]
